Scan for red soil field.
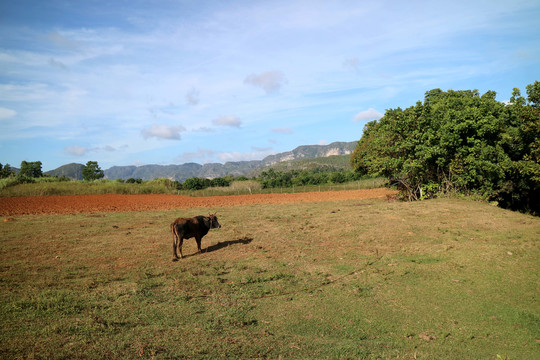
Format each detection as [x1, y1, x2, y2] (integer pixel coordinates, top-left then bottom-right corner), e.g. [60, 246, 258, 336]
[0, 188, 396, 216]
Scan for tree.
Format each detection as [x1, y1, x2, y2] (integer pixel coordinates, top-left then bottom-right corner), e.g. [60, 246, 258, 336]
[182, 177, 213, 190]
[210, 177, 231, 187]
[0, 163, 15, 178]
[526, 80, 540, 107]
[19, 161, 43, 178]
[82, 161, 104, 181]
[330, 171, 347, 184]
[350, 82, 540, 214]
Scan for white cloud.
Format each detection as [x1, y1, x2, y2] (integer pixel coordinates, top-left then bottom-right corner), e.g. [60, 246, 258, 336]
[244, 71, 287, 94]
[64, 144, 118, 156]
[65, 145, 88, 156]
[213, 115, 242, 128]
[353, 108, 384, 122]
[272, 127, 293, 134]
[193, 126, 215, 133]
[176, 147, 216, 163]
[217, 151, 270, 162]
[0, 107, 17, 119]
[141, 124, 186, 140]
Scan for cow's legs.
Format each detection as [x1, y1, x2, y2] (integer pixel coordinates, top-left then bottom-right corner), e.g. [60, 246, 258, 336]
[195, 236, 202, 254]
[178, 237, 184, 258]
[172, 227, 179, 261]
[172, 226, 184, 261]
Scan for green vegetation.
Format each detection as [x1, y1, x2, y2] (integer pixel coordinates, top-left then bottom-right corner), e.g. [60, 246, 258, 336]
[351, 81, 540, 214]
[19, 161, 43, 178]
[0, 163, 15, 178]
[82, 161, 105, 181]
[0, 178, 179, 197]
[1, 198, 538, 359]
[0, 175, 386, 197]
[44, 163, 84, 180]
[182, 176, 233, 190]
[258, 168, 363, 189]
[0, 157, 382, 197]
[251, 154, 353, 176]
[190, 177, 387, 197]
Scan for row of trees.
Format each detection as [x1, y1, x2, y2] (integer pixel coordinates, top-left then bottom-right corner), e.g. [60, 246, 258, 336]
[180, 176, 233, 190]
[258, 168, 362, 188]
[2, 160, 359, 191]
[0, 161, 45, 182]
[0, 161, 104, 181]
[0, 161, 44, 179]
[350, 81, 539, 214]
[152, 168, 362, 191]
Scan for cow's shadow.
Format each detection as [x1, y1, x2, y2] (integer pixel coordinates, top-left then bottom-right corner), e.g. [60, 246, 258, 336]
[177, 237, 253, 259]
[205, 236, 253, 253]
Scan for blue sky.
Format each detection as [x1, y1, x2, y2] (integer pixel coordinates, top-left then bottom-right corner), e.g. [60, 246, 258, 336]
[1, 0, 539, 171]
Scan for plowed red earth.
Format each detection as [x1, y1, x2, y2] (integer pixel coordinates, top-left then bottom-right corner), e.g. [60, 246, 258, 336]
[0, 188, 396, 216]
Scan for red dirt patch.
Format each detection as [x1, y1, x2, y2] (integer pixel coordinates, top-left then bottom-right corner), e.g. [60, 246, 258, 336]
[0, 188, 396, 216]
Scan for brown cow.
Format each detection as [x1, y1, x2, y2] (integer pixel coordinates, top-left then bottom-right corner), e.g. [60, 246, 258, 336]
[171, 213, 221, 261]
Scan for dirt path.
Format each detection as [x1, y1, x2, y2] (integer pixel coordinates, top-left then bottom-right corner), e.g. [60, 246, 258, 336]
[0, 188, 396, 216]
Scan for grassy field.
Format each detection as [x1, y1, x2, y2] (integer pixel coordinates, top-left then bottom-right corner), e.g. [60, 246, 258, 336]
[0, 197, 538, 359]
[0, 178, 180, 197]
[0, 177, 387, 197]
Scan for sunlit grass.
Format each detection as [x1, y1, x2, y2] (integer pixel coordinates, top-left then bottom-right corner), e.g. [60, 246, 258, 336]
[1, 198, 538, 359]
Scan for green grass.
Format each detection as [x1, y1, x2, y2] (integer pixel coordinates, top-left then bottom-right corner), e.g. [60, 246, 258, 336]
[0, 178, 179, 197]
[1, 198, 539, 359]
[0, 177, 387, 197]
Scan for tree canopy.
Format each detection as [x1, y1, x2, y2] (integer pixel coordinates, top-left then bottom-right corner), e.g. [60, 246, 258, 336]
[0, 163, 15, 178]
[19, 161, 43, 178]
[350, 81, 540, 214]
[82, 161, 104, 181]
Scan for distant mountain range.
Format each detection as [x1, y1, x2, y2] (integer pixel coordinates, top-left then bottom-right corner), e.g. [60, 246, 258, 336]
[45, 141, 357, 181]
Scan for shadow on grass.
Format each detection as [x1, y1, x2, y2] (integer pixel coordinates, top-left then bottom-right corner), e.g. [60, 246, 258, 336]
[177, 236, 254, 260]
[205, 236, 253, 253]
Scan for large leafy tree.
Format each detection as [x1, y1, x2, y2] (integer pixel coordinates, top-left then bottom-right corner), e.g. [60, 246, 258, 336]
[19, 161, 43, 178]
[82, 161, 104, 181]
[350, 82, 540, 214]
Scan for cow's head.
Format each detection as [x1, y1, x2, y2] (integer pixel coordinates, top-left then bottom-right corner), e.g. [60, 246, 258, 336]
[208, 213, 221, 229]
